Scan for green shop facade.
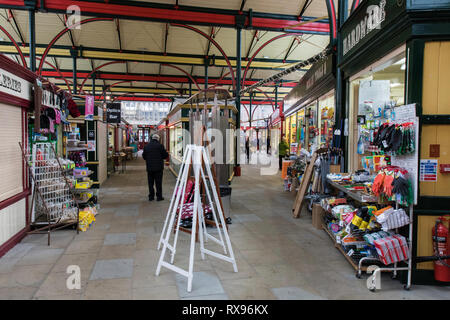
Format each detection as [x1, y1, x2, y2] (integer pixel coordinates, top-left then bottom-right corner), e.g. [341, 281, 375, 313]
[336, 0, 450, 285]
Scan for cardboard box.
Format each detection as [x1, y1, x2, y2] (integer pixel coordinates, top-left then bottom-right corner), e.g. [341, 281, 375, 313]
[312, 203, 325, 230]
[329, 164, 341, 173]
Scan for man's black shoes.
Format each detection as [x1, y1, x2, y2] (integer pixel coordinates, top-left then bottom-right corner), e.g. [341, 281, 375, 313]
[157, 197, 164, 201]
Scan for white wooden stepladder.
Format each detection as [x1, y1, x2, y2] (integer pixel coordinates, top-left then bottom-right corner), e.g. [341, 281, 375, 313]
[156, 144, 238, 292]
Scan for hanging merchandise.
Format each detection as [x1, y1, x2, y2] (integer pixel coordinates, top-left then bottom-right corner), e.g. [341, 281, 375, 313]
[371, 166, 413, 206]
[67, 98, 81, 118]
[68, 150, 87, 167]
[357, 135, 365, 155]
[372, 122, 415, 155]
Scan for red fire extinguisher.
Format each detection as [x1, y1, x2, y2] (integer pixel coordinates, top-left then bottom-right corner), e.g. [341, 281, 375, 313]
[432, 215, 450, 282]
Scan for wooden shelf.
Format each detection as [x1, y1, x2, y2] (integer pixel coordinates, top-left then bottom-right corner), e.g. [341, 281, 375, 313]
[327, 179, 377, 203]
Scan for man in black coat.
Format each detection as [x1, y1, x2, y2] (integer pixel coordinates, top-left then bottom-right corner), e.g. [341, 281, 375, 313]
[142, 134, 169, 201]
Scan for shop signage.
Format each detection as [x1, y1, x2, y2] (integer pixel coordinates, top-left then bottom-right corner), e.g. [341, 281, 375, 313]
[120, 100, 170, 125]
[343, 0, 386, 57]
[283, 54, 334, 114]
[340, 0, 405, 60]
[106, 103, 121, 123]
[306, 59, 330, 91]
[0, 67, 31, 101]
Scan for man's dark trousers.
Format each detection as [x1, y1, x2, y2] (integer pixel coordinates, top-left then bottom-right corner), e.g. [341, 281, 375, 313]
[148, 170, 163, 200]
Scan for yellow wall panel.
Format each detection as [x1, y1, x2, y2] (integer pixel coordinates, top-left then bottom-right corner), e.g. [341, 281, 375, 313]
[420, 125, 450, 196]
[417, 215, 442, 270]
[422, 42, 440, 115]
[423, 41, 450, 115]
[435, 125, 450, 196]
[437, 42, 450, 114]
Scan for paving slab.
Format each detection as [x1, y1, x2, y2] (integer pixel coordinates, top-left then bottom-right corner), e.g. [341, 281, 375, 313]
[271, 286, 325, 300]
[104, 233, 137, 246]
[175, 271, 225, 299]
[89, 258, 134, 280]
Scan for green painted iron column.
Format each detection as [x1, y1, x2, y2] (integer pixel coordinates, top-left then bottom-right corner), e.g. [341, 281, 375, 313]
[28, 6, 36, 72]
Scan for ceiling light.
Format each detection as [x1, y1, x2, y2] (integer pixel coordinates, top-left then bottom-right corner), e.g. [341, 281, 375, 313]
[263, 56, 269, 59]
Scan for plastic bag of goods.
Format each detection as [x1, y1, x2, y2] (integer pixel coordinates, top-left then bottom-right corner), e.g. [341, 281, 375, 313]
[78, 209, 96, 232]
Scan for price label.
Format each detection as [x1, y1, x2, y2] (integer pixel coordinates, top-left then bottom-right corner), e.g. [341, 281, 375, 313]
[347, 249, 355, 257]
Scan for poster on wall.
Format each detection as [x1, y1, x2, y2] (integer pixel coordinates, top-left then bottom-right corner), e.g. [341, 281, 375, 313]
[290, 143, 298, 155]
[87, 141, 96, 152]
[107, 103, 121, 123]
[358, 80, 391, 116]
[85, 95, 94, 121]
[420, 159, 438, 182]
[88, 129, 95, 141]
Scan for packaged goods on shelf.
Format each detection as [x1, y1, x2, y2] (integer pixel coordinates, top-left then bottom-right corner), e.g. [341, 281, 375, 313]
[373, 234, 410, 265]
[75, 180, 93, 189]
[73, 167, 92, 178]
[376, 208, 410, 231]
[326, 173, 351, 182]
[330, 204, 355, 220]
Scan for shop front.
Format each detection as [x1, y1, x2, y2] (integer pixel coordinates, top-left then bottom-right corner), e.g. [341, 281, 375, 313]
[0, 55, 33, 257]
[0, 53, 101, 255]
[165, 93, 238, 186]
[337, 0, 450, 285]
[268, 107, 282, 156]
[283, 53, 336, 155]
[68, 100, 108, 188]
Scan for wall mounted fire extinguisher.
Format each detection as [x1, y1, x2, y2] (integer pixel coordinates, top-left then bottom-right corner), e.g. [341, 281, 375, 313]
[432, 215, 450, 282]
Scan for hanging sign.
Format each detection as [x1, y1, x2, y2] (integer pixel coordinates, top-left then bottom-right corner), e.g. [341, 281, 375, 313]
[106, 102, 121, 123]
[85, 95, 95, 120]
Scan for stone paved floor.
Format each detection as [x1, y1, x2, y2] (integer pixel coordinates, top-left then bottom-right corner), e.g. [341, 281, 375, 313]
[0, 155, 449, 300]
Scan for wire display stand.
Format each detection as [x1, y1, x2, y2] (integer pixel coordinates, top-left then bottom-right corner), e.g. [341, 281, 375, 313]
[19, 142, 79, 246]
[358, 204, 413, 291]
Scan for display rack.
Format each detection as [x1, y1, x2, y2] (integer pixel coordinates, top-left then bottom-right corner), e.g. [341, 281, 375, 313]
[322, 104, 418, 292]
[327, 180, 378, 203]
[322, 223, 380, 272]
[19, 142, 79, 245]
[322, 188, 413, 290]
